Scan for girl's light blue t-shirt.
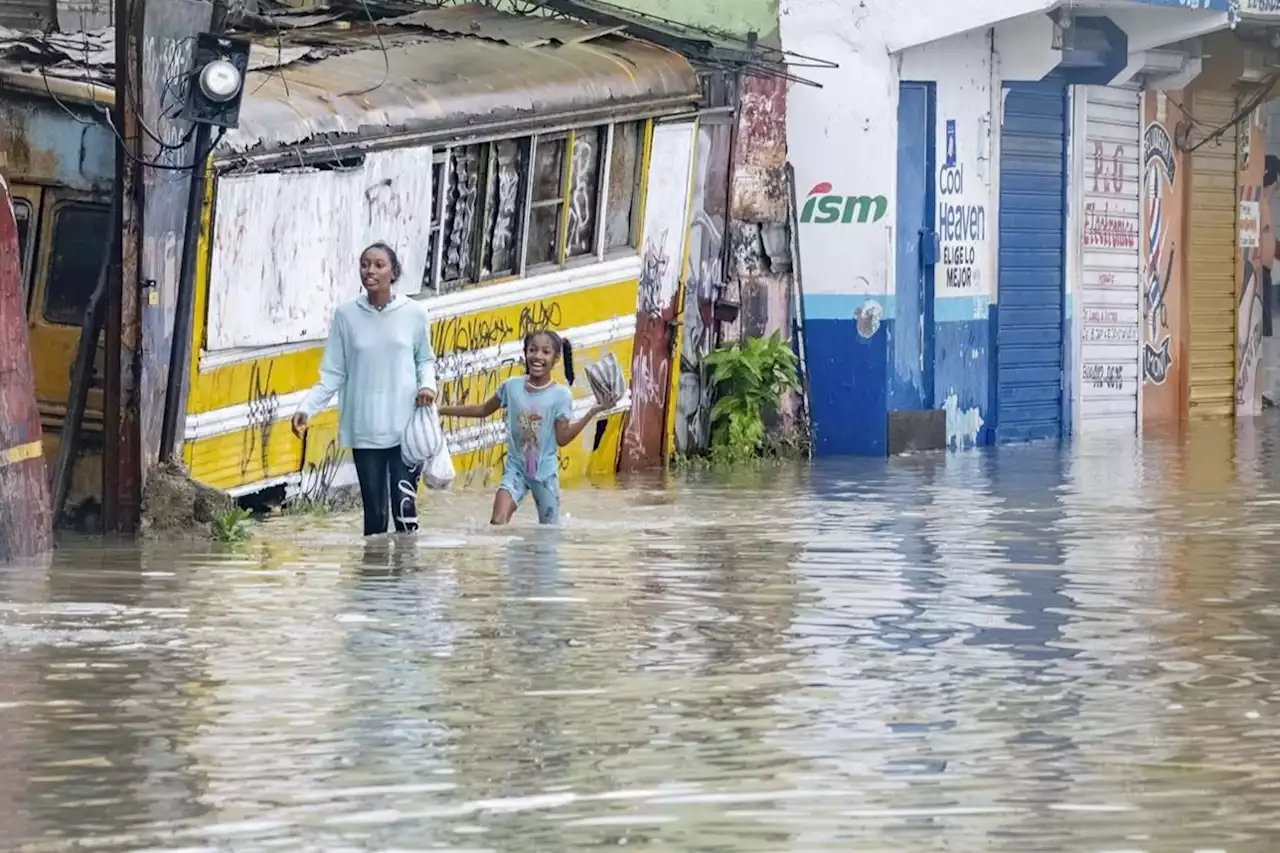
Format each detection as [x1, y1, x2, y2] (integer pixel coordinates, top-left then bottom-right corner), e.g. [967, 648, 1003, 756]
[497, 377, 574, 482]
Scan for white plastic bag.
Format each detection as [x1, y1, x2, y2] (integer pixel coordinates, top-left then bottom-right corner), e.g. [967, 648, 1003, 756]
[423, 440, 455, 491]
[401, 405, 455, 490]
[585, 352, 627, 406]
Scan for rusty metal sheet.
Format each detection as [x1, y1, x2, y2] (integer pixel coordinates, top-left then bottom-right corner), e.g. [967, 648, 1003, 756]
[0, 26, 114, 65]
[246, 42, 330, 72]
[0, 0, 53, 31]
[222, 26, 699, 155]
[386, 3, 625, 48]
[0, 93, 114, 188]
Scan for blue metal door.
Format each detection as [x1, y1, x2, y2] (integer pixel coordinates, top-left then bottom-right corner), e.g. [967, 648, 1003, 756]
[995, 77, 1068, 443]
[893, 81, 936, 411]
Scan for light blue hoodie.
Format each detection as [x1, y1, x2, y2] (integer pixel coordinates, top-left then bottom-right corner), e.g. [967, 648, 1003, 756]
[297, 293, 437, 450]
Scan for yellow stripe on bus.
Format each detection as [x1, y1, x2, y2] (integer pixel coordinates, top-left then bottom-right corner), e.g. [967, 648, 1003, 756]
[186, 277, 640, 415]
[186, 337, 634, 495]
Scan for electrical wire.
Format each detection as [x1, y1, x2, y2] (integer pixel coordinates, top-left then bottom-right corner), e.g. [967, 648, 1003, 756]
[249, 6, 292, 99]
[1170, 73, 1280, 155]
[101, 107, 227, 171]
[30, 30, 209, 171]
[340, 0, 390, 98]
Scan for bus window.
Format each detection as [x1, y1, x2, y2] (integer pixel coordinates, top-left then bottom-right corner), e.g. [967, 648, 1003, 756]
[43, 202, 110, 326]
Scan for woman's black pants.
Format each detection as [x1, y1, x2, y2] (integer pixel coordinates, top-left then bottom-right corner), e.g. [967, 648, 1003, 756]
[351, 447, 419, 536]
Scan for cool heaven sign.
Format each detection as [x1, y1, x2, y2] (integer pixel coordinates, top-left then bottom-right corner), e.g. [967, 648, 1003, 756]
[938, 119, 987, 291]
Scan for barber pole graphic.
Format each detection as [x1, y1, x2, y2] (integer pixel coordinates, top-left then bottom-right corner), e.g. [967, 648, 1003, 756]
[1143, 124, 1176, 386]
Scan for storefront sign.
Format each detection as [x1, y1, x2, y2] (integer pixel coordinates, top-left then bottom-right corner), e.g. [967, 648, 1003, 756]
[800, 183, 888, 225]
[1240, 200, 1260, 248]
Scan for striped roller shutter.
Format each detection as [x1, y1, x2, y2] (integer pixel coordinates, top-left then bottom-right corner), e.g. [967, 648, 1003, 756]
[1079, 84, 1142, 432]
[1187, 90, 1237, 417]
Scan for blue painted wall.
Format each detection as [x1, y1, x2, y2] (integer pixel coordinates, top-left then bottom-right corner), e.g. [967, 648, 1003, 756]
[804, 293, 889, 456]
[934, 295, 992, 446]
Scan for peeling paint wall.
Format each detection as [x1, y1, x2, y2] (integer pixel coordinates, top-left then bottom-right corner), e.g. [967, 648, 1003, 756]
[674, 114, 733, 455]
[728, 75, 792, 346]
[622, 120, 695, 471]
[206, 148, 433, 351]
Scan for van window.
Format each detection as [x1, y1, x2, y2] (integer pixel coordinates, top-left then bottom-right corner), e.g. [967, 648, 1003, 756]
[12, 198, 32, 305]
[43, 203, 110, 326]
[13, 198, 31, 273]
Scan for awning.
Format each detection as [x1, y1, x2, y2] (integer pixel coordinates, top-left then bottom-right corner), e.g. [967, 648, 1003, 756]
[887, 0, 1232, 54]
[1238, 0, 1280, 21]
[219, 4, 701, 160]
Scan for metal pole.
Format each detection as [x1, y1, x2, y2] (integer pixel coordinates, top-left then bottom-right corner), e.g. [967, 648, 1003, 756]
[53, 189, 120, 522]
[158, 120, 211, 463]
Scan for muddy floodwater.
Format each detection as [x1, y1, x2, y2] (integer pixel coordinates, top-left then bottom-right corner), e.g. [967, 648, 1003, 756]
[6, 420, 1280, 852]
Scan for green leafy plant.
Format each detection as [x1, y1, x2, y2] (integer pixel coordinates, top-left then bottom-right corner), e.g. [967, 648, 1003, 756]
[210, 506, 254, 543]
[703, 332, 800, 465]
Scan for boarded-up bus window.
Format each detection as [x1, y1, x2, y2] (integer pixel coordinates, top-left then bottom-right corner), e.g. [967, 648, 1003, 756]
[526, 135, 566, 268]
[440, 145, 482, 288]
[43, 203, 110, 326]
[481, 138, 527, 279]
[605, 121, 644, 250]
[566, 128, 604, 258]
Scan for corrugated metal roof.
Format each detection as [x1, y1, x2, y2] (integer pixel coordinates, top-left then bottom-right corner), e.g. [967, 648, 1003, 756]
[0, 6, 701, 158]
[385, 4, 625, 48]
[221, 17, 699, 156]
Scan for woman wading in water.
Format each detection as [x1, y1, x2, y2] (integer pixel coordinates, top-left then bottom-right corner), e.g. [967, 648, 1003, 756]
[292, 243, 437, 535]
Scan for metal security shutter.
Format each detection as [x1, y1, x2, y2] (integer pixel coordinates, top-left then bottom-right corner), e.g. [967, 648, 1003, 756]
[996, 77, 1069, 443]
[1079, 84, 1142, 432]
[1188, 91, 1237, 417]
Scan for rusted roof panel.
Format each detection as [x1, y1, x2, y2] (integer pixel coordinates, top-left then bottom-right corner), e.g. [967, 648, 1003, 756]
[386, 4, 625, 48]
[0, 0, 52, 32]
[221, 25, 699, 155]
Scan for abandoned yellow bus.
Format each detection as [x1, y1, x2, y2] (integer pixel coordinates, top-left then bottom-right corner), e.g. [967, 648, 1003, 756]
[5, 8, 705, 520]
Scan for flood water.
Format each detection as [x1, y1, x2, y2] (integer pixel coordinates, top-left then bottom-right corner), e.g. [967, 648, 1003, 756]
[5, 419, 1280, 852]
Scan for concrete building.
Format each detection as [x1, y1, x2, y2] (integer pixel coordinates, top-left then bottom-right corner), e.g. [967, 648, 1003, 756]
[781, 0, 1239, 456]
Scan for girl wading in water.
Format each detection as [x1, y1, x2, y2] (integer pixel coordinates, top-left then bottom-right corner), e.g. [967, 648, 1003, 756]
[291, 242, 437, 535]
[439, 331, 613, 525]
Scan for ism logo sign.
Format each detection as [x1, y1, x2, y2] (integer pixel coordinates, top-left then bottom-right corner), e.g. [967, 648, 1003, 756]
[800, 182, 889, 225]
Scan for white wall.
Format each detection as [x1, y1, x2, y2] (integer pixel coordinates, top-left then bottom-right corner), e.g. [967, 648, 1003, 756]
[992, 13, 1059, 81]
[782, 0, 897, 304]
[900, 30, 998, 311]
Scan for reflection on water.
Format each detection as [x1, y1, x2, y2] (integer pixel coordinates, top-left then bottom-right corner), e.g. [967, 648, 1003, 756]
[5, 418, 1280, 851]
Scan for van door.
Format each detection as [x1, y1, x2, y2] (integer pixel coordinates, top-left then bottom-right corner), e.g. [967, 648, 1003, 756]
[27, 190, 112, 427]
